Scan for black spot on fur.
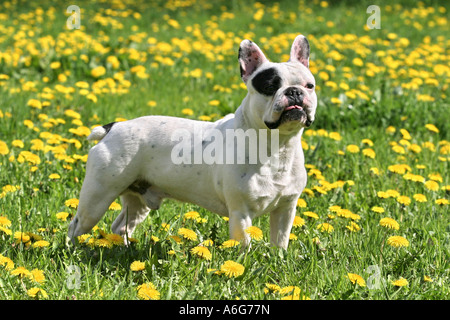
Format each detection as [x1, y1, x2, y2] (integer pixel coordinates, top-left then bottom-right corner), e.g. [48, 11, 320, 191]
[128, 180, 151, 195]
[251, 68, 281, 96]
[102, 122, 116, 134]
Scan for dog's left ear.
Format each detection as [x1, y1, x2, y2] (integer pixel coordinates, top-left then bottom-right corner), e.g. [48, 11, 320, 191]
[238, 40, 268, 83]
[289, 35, 310, 68]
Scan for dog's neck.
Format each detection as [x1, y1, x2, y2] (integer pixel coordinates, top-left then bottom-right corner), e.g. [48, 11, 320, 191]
[232, 96, 304, 174]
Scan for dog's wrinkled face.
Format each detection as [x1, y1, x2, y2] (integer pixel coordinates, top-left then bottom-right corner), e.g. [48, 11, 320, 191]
[239, 35, 317, 134]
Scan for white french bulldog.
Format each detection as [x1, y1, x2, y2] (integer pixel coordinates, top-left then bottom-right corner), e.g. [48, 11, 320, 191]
[68, 35, 317, 249]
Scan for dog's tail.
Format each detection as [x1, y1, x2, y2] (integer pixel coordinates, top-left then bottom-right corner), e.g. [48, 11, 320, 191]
[87, 122, 116, 141]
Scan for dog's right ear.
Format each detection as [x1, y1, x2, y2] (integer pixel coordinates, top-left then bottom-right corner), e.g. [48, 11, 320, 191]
[238, 40, 268, 83]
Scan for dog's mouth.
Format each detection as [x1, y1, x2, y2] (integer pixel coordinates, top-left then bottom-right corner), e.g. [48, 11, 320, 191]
[265, 104, 311, 129]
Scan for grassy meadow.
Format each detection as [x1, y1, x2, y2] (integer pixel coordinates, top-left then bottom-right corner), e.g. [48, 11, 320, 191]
[0, 0, 449, 300]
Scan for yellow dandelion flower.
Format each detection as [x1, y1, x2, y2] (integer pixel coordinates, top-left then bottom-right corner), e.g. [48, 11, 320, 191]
[77, 234, 93, 245]
[328, 205, 341, 212]
[161, 223, 170, 231]
[391, 278, 408, 287]
[137, 282, 160, 300]
[130, 261, 146, 272]
[337, 209, 353, 218]
[331, 97, 342, 105]
[289, 233, 298, 241]
[388, 164, 411, 175]
[181, 108, 194, 116]
[27, 99, 42, 109]
[105, 233, 124, 246]
[279, 285, 297, 295]
[379, 217, 400, 230]
[56, 211, 69, 221]
[317, 223, 334, 233]
[303, 211, 319, 219]
[0, 216, 12, 227]
[147, 100, 157, 107]
[265, 283, 281, 293]
[297, 198, 307, 207]
[352, 57, 364, 67]
[350, 213, 361, 221]
[65, 198, 79, 209]
[387, 236, 409, 248]
[198, 115, 212, 121]
[11, 266, 31, 278]
[428, 173, 443, 183]
[220, 239, 240, 248]
[183, 211, 200, 221]
[0, 255, 14, 270]
[423, 275, 433, 282]
[91, 66, 106, 78]
[413, 194, 427, 203]
[0, 226, 12, 235]
[14, 231, 31, 244]
[362, 148, 376, 158]
[435, 199, 448, 205]
[201, 239, 214, 246]
[347, 273, 366, 287]
[32, 240, 50, 248]
[329, 132, 342, 141]
[108, 202, 122, 211]
[12, 140, 24, 148]
[346, 144, 360, 153]
[425, 124, 439, 133]
[27, 287, 48, 299]
[424, 180, 439, 191]
[0, 141, 9, 155]
[169, 235, 183, 244]
[396, 195, 411, 206]
[28, 269, 45, 284]
[346, 222, 361, 232]
[371, 206, 385, 213]
[95, 238, 113, 248]
[190, 246, 212, 260]
[386, 189, 400, 198]
[377, 191, 389, 198]
[220, 260, 245, 278]
[292, 216, 305, 228]
[400, 129, 412, 140]
[245, 226, 263, 241]
[177, 228, 197, 241]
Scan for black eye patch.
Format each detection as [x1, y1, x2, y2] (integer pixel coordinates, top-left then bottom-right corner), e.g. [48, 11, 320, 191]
[251, 68, 282, 96]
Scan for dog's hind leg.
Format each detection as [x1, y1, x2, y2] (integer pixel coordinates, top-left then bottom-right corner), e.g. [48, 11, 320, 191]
[111, 192, 150, 244]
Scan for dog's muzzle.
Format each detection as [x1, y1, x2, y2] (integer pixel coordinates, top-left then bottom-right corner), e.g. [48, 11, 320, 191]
[265, 87, 313, 129]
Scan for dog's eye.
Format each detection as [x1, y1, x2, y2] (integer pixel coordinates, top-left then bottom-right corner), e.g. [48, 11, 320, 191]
[305, 83, 314, 89]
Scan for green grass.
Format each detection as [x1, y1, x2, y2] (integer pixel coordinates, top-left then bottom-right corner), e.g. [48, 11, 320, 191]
[0, 0, 449, 300]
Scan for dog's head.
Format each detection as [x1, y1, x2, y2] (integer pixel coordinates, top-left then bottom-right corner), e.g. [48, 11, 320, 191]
[239, 35, 317, 134]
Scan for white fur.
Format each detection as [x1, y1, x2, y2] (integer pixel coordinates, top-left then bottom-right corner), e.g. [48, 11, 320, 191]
[68, 35, 317, 249]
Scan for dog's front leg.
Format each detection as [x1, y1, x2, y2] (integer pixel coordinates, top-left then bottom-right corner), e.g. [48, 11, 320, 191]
[270, 204, 296, 249]
[228, 211, 252, 248]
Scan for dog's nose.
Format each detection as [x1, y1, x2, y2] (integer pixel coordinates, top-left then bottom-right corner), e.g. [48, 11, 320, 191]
[285, 87, 304, 105]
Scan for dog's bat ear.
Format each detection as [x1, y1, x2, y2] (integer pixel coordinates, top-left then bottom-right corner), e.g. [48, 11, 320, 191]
[238, 40, 268, 83]
[289, 35, 310, 68]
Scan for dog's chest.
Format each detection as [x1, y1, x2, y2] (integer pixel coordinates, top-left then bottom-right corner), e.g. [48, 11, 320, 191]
[238, 168, 305, 215]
